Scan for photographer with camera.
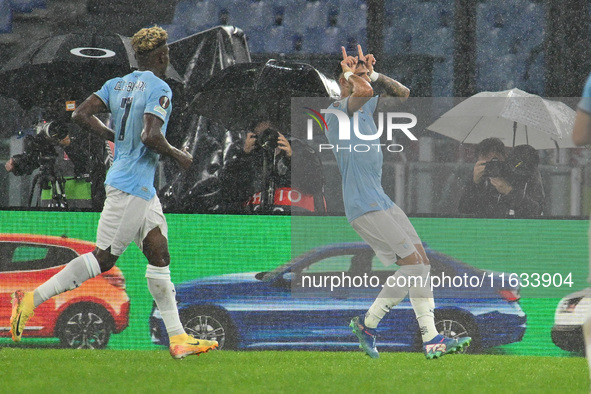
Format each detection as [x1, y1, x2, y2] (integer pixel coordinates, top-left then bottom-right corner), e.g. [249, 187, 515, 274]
[4, 100, 107, 210]
[219, 120, 326, 214]
[458, 137, 545, 217]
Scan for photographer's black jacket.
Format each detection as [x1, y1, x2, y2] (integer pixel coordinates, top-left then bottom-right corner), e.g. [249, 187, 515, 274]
[458, 173, 545, 217]
[219, 136, 325, 213]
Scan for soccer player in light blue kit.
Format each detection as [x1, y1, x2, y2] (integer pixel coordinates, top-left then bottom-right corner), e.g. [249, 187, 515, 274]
[325, 45, 471, 359]
[9, 26, 218, 359]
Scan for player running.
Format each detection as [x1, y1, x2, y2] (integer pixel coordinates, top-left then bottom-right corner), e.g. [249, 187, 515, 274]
[324, 45, 471, 359]
[9, 26, 218, 359]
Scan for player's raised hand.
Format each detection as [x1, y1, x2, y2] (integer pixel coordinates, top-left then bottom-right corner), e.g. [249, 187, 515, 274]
[365, 54, 376, 74]
[358, 44, 376, 74]
[357, 44, 366, 63]
[341, 46, 357, 74]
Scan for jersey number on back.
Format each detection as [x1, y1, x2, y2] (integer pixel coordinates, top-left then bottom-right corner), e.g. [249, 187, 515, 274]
[118, 97, 134, 141]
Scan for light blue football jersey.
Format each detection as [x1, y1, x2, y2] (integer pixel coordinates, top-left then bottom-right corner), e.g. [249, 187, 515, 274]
[324, 96, 395, 222]
[579, 73, 591, 114]
[94, 70, 172, 200]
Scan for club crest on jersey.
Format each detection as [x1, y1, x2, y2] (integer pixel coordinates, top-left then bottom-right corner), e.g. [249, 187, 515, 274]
[159, 96, 170, 109]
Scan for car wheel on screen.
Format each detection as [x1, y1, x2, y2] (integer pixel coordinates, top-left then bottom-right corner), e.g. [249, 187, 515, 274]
[56, 303, 113, 349]
[181, 308, 237, 350]
[435, 312, 480, 354]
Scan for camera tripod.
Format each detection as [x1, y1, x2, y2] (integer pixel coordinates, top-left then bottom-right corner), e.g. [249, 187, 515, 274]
[28, 161, 68, 209]
[258, 148, 277, 213]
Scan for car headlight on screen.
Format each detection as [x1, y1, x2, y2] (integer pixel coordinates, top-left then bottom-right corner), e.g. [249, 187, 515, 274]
[558, 297, 583, 313]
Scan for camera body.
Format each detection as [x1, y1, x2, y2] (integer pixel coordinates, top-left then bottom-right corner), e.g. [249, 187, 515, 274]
[484, 157, 533, 183]
[10, 120, 69, 176]
[483, 158, 511, 178]
[256, 127, 280, 151]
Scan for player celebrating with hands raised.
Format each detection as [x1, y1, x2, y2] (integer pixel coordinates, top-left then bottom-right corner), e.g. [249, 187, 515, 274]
[324, 45, 471, 359]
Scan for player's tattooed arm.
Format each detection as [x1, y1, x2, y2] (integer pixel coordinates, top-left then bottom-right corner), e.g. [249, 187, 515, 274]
[375, 74, 410, 99]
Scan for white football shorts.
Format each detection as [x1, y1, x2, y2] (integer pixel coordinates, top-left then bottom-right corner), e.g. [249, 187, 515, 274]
[96, 185, 168, 256]
[351, 204, 420, 266]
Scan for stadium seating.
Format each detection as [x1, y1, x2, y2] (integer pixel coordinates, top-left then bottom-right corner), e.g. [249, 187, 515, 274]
[246, 26, 266, 53]
[161, 23, 189, 43]
[264, 25, 290, 53]
[345, 28, 367, 53]
[0, 0, 49, 36]
[0, 0, 11, 33]
[336, 0, 367, 32]
[172, 0, 218, 32]
[10, 0, 45, 13]
[226, 0, 274, 29]
[383, 26, 412, 55]
[412, 26, 452, 57]
[476, 0, 545, 93]
[304, 27, 341, 54]
[283, 1, 331, 30]
[0, 0, 545, 96]
[519, 50, 545, 95]
[431, 58, 454, 97]
[477, 53, 522, 91]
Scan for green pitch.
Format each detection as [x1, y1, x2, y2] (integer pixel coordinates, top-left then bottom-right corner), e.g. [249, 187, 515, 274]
[0, 349, 588, 393]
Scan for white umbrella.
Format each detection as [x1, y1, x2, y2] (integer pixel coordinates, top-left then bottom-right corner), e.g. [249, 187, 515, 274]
[427, 88, 577, 149]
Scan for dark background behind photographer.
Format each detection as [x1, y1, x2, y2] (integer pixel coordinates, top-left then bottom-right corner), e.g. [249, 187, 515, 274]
[458, 137, 545, 217]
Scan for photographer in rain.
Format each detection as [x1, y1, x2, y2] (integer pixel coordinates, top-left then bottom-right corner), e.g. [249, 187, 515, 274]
[219, 120, 326, 214]
[458, 137, 545, 217]
[4, 100, 106, 210]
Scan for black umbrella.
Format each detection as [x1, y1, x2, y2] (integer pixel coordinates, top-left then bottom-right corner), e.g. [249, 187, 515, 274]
[0, 33, 183, 109]
[191, 59, 336, 133]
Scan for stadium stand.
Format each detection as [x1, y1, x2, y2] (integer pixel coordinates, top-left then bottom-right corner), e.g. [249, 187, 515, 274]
[283, 0, 330, 30]
[171, 0, 218, 32]
[476, 0, 545, 92]
[224, 0, 273, 29]
[383, 25, 412, 55]
[160, 23, 189, 43]
[264, 25, 290, 53]
[336, 0, 367, 32]
[0, 0, 550, 96]
[245, 25, 266, 53]
[10, 0, 45, 14]
[0, 0, 12, 33]
[431, 58, 453, 97]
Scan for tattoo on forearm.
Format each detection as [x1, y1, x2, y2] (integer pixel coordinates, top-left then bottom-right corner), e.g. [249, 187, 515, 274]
[377, 74, 409, 98]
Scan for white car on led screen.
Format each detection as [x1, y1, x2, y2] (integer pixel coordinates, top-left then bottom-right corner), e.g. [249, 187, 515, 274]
[552, 287, 591, 352]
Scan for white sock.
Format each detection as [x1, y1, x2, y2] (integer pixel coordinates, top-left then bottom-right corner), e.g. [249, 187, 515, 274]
[34, 252, 101, 307]
[364, 264, 424, 329]
[146, 265, 185, 338]
[409, 264, 438, 342]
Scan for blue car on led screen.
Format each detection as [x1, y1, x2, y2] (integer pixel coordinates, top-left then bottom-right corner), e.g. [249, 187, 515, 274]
[150, 243, 526, 353]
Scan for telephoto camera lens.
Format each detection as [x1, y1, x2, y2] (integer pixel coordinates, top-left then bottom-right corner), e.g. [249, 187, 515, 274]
[40, 121, 69, 141]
